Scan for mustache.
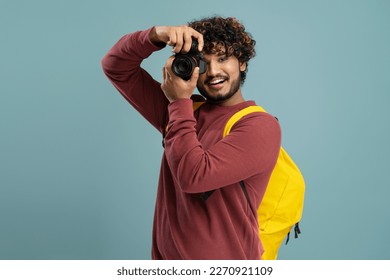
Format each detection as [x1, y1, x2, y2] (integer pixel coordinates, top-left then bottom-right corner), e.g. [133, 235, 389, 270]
[204, 75, 229, 84]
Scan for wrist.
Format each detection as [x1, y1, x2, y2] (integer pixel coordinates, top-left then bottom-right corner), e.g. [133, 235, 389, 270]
[149, 26, 167, 48]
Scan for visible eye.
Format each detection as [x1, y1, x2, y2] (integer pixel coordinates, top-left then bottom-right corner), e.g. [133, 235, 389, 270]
[218, 56, 228, 63]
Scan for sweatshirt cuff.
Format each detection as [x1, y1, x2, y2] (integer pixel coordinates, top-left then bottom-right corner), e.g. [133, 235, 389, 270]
[124, 27, 165, 57]
[168, 99, 195, 123]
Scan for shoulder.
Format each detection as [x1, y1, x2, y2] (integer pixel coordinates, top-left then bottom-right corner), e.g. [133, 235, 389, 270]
[224, 109, 281, 170]
[230, 109, 281, 136]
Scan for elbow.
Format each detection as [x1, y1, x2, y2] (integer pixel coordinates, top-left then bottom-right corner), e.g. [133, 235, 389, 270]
[174, 158, 212, 194]
[100, 54, 123, 82]
[101, 54, 111, 76]
[177, 178, 203, 194]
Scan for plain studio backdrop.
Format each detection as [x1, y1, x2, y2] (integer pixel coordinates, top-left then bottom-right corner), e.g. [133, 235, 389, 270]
[1, 0, 389, 260]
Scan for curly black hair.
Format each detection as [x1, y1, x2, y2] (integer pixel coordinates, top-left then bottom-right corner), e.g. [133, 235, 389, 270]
[188, 16, 256, 84]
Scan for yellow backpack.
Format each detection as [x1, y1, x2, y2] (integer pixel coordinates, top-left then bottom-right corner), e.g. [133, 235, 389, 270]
[194, 102, 306, 260]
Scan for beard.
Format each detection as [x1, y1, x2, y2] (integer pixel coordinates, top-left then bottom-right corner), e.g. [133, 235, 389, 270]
[197, 73, 242, 104]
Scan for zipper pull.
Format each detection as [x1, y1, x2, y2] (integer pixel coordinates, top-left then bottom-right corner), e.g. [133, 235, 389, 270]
[294, 222, 301, 239]
[285, 231, 290, 245]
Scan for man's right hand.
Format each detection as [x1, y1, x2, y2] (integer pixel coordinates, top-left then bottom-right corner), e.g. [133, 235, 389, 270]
[150, 25, 204, 54]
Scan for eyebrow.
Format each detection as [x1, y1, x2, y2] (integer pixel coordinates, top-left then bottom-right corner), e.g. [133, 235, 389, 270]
[202, 53, 227, 63]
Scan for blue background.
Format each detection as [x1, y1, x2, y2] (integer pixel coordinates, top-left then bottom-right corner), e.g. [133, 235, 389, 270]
[1, 0, 389, 260]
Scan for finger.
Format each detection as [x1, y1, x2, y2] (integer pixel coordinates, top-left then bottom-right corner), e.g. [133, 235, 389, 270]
[166, 67, 172, 81]
[173, 31, 184, 53]
[190, 67, 200, 84]
[182, 32, 193, 53]
[161, 67, 167, 92]
[167, 31, 177, 47]
[162, 68, 170, 91]
[164, 62, 174, 82]
[162, 66, 166, 81]
[190, 30, 204, 51]
[165, 55, 175, 71]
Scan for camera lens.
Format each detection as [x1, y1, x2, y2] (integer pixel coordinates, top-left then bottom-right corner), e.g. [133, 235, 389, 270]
[175, 58, 193, 74]
[172, 55, 197, 81]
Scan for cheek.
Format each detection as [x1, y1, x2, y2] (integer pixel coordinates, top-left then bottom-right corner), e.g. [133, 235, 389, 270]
[197, 74, 206, 85]
[228, 66, 241, 80]
[225, 61, 242, 77]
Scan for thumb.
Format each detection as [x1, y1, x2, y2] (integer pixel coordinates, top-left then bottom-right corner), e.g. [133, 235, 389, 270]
[190, 67, 200, 84]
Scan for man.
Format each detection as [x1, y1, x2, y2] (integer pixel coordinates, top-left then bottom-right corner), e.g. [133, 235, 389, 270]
[101, 16, 281, 260]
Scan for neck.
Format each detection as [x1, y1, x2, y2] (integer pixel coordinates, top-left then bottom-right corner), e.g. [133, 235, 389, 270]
[217, 90, 245, 106]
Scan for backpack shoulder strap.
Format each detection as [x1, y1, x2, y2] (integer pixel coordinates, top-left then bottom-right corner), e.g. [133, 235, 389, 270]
[223, 105, 266, 138]
[240, 181, 256, 218]
[193, 101, 206, 111]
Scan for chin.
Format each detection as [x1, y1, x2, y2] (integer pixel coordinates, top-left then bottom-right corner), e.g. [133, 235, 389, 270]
[198, 86, 238, 104]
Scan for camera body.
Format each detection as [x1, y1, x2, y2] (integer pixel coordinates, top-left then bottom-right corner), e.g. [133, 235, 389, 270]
[171, 39, 207, 80]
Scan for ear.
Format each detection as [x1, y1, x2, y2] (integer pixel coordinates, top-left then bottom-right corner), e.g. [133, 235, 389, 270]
[239, 61, 247, 72]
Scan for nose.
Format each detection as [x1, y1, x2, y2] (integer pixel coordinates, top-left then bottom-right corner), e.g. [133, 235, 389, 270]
[205, 60, 221, 77]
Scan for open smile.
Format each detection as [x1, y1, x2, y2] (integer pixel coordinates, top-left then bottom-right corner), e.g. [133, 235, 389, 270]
[206, 77, 228, 89]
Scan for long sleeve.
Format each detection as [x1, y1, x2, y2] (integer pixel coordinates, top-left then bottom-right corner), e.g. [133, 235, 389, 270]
[164, 99, 282, 194]
[101, 27, 169, 133]
[102, 27, 281, 261]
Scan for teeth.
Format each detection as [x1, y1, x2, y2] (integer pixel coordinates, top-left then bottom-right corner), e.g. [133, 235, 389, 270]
[209, 79, 225, 85]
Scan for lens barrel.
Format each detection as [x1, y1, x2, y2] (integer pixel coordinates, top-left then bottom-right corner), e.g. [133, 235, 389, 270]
[172, 55, 198, 81]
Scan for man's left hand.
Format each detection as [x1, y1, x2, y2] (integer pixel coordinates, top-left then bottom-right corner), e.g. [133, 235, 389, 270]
[161, 56, 199, 103]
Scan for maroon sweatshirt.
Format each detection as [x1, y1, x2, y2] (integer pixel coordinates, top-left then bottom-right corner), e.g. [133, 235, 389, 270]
[101, 28, 281, 260]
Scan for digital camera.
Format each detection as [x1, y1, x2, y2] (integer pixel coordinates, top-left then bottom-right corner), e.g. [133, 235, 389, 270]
[171, 39, 207, 80]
